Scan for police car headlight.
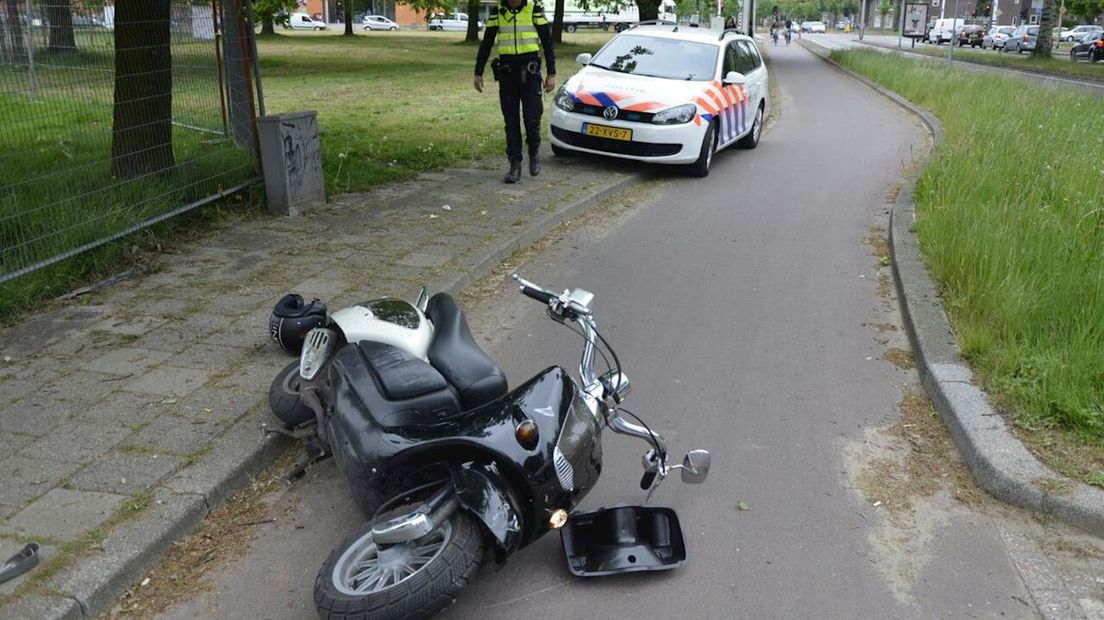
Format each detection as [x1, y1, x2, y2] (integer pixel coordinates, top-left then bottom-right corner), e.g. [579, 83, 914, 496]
[652, 104, 696, 125]
[554, 87, 576, 112]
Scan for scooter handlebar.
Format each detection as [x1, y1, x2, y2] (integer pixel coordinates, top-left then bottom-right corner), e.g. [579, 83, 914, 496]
[521, 286, 556, 305]
[512, 273, 557, 306]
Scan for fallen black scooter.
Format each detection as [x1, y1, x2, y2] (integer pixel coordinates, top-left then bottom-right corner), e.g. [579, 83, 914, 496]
[281, 275, 711, 619]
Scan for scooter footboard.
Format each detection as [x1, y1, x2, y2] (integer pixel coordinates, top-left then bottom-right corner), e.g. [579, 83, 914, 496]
[449, 462, 522, 556]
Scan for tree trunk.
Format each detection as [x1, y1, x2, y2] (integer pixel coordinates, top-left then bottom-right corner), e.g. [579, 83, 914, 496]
[46, 0, 76, 53]
[553, 0, 564, 42]
[465, 0, 480, 42]
[261, 16, 275, 34]
[111, 0, 174, 178]
[1033, 0, 1055, 58]
[638, 0, 662, 21]
[344, 0, 353, 35]
[4, 0, 25, 61]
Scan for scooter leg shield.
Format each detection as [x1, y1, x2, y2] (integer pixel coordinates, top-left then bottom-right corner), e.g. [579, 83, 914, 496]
[448, 463, 522, 554]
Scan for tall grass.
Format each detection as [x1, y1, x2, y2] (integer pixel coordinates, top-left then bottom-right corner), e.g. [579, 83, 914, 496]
[863, 41, 1104, 81]
[834, 50, 1104, 474]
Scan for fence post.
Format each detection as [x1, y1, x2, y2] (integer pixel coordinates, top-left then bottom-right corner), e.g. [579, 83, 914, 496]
[24, 0, 37, 101]
[220, 0, 256, 148]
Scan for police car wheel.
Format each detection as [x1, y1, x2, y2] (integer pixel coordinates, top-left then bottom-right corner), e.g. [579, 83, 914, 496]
[551, 143, 570, 157]
[688, 122, 716, 178]
[565, 24, 577, 33]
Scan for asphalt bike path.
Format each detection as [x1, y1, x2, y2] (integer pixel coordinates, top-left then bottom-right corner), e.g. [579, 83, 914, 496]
[156, 42, 1103, 619]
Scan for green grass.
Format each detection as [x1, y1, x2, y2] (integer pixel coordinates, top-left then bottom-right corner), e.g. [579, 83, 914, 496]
[256, 30, 613, 194]
[863, 38, 1104, 81]
[0, 31, 611, 321]
[832, 49, 1104, 484]
[0, 32, 258, 321]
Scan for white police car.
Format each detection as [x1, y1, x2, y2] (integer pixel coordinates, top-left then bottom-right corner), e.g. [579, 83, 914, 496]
[550, 24, 769, 177]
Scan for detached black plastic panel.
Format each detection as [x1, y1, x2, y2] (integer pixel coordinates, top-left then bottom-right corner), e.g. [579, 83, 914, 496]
[560, 506, 687, 576]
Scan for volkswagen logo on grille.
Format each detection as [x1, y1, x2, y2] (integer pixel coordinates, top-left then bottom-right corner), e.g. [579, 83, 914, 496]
[603, 105, 619, 120]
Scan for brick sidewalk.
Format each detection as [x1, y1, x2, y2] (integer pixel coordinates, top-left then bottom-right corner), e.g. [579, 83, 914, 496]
[0, 153, 637, 618]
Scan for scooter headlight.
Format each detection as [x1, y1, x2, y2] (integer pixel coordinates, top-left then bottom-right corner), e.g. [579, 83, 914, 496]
[554, 87, 576, 112]
[652, 103, 697, 125]
[553, 393, 603, 492]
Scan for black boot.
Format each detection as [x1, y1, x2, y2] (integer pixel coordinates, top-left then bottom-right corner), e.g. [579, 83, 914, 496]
[528, 150, 542, 176]
[504, 161, 522, 184]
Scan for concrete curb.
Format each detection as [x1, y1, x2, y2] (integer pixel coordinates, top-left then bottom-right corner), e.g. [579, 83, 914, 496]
[22, 167, 645, 619]
[801, 39, 1104, 536]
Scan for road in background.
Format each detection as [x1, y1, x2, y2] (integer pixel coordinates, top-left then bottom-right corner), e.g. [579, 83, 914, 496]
[805, 32, 1104, 94]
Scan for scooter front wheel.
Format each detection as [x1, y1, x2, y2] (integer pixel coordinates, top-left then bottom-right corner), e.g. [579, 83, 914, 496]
[268, 360, 314, 428]
[314, 511, 483, 619]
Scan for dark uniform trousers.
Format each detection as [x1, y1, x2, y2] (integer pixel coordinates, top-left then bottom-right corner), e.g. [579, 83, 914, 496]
[498, 58, 543, 164]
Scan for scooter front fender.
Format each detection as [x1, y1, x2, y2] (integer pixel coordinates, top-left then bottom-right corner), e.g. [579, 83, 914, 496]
[449, 462, 522, 556]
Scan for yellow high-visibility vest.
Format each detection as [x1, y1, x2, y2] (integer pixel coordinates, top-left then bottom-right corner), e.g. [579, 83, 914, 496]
[486, 1, 547, 56]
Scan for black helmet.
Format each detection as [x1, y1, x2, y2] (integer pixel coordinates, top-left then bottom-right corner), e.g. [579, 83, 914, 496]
[269, 294, 328, 355]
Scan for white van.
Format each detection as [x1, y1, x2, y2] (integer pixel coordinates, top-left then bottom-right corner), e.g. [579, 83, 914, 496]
[288, 13, 327, 30]
[928, 18, 964, 44]
[427, 12, 483, 31]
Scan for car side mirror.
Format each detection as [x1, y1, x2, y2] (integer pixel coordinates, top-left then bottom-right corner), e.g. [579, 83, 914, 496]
[723, 70, 746, 86]
[576, 53, 592, 65]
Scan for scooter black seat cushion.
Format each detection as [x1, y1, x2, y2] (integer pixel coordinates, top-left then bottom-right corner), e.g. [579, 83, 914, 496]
[329, 340, 461, 431]
[426, 293, 508, 411]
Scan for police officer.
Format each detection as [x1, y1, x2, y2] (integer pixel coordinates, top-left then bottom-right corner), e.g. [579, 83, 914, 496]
[473, 0, 556, 184]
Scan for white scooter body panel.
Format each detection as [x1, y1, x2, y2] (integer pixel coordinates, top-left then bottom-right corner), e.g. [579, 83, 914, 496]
[330, 298, 433, 360]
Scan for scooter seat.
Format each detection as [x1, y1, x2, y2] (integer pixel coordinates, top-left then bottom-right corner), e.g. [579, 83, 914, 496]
[426, 293, 507, 410]
[329, 341, 462, 434]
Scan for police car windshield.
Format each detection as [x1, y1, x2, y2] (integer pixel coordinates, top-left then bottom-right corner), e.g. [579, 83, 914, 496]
[590, 35, 717, 81]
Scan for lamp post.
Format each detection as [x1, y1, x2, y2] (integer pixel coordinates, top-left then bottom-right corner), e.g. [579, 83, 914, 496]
[947, 0, 959, 62]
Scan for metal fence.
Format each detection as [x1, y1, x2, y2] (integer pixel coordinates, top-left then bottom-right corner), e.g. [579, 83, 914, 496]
[0, 0, 262, 284]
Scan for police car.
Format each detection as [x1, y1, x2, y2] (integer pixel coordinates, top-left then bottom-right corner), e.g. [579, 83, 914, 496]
[550, 24, 769, 177]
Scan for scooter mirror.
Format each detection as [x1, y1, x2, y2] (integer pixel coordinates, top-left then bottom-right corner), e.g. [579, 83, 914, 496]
[680, 450, 711, 484]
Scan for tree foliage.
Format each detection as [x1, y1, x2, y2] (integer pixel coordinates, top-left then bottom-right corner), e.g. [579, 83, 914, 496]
[1067, 0, 1104, 20]
[398, 0, 459, 20]
[253, 0, 297, 34]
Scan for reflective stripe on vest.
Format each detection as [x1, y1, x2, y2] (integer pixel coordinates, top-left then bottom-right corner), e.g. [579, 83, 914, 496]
[495, 3, 542, 55]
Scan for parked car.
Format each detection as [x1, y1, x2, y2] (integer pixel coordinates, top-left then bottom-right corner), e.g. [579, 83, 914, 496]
[1069, 31, 1104, 62]
[982, 25, 1015, 49]
[550, 26, 770, 177]
[428, 12, 482, 31]
[288, 13, 327, 30]
[1058, 24, 1101, 42]
[1003, 25, 1038, 53]
[929, 18, 965, 44]
[70, 14, 104, 28]
[956, 24, 985, 47]
[802, 20, 826, 32]
[363, 15, 399, 31]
